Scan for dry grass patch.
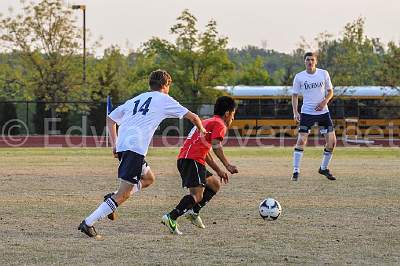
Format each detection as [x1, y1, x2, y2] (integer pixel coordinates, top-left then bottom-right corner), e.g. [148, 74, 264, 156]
[0, 147, 399, 265]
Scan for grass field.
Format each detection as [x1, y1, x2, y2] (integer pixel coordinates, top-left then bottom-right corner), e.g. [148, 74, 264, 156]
[0, 147, 399, 265]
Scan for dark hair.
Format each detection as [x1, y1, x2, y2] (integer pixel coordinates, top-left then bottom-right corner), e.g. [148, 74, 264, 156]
[304, 52, 317, 60]
[214, 96, 236, 116]
[149, 69, 172, 90]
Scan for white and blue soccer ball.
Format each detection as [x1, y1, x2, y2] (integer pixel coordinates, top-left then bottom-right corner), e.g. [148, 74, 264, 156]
[259, 198, 282, 220]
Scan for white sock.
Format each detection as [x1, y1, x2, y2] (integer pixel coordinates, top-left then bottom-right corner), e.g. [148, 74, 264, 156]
[321, 149, 333, 170]
[293, 148, 304, 173]
[85, 198, 117, 226]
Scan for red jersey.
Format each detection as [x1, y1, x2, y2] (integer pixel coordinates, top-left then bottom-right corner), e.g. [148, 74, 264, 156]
[178, 115, 227, 165]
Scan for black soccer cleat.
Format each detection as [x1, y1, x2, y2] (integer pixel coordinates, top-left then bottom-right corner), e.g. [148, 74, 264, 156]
[104, 192, 117, 221]
[318, 168, 336, 180]
[78, 220, 98, 238]
[291, 172, 299, 181]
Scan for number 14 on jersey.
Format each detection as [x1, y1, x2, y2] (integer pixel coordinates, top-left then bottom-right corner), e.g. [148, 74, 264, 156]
[132, 97, 152, 116]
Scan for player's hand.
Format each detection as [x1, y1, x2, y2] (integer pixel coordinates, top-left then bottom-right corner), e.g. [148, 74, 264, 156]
[315, 99, 327, 111]
[226, 164, 238, 174]
[217, 170, 229, 184]
[112, 147, 118, 158]
[293, 112, 300, 123]
[199, 126, 208, 136]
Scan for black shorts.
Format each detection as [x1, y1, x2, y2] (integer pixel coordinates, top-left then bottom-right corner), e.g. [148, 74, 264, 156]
[299, 112, 334, 134]
[177, 159, 213, 188]
[117, 151, 145, 185]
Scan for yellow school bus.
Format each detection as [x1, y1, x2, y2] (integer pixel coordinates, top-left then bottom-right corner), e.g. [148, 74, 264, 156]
[218, 86, 400, 138]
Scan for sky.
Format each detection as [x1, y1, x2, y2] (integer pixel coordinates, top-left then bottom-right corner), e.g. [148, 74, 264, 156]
[1, 0, 399, 54]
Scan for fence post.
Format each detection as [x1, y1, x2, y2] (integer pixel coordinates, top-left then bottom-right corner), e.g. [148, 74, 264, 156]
[26, 101, 29, 133]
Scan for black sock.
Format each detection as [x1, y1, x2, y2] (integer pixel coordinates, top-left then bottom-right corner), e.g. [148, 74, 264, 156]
[169, 195, 196, 220]
[192, 186, 216, 214]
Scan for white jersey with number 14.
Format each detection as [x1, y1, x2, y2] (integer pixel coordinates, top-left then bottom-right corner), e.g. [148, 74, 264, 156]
[108, 91, 188, 155]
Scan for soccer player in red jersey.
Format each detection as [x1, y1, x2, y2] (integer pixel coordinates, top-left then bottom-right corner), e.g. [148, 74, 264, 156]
[162, 96, 239, 234]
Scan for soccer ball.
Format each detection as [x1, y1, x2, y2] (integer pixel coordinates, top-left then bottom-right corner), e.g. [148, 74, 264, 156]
[259, 198, 282, 220]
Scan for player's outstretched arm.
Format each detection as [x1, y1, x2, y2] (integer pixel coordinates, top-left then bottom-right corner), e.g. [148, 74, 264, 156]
[211, 139, 238, 174]
[107, 116, 118, 158]
[184, 111, 207, 135]
[205, 151, 229, 184]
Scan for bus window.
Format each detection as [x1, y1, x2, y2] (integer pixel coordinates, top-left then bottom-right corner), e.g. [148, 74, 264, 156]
[378, 99, 400, 119]
[359, 99, 380, 118]
[275, 99, 293, 118]
[343, 99, 359, 117]
[330, 98, 344, 119]
[259, 99, 275, 117]
[236, 99, 260, 118]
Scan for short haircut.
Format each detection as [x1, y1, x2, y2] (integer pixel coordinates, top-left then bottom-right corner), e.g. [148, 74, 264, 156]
[149, 69, 172, 90]
[214, 96, 237, 116]
[304, 52, 317, 60]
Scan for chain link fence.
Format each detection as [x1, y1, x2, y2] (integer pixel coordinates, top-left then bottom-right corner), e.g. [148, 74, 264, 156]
[1, 100, 399, 137]
[0, 101, 214, 136]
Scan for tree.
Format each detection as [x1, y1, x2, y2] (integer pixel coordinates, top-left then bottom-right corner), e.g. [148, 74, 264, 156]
[0, 0, 83, 116]
[85, 46, 127, 133]
[314, 18, 384, 86]
[142, 9, 233, 103]
[124, 51, 161, 99]
[378, 42, 400, 87]
[227, 46, 303, 86]
[234, 56, 272, 85]
[0, 52, 27, 100]
[88, 46, 129, 104]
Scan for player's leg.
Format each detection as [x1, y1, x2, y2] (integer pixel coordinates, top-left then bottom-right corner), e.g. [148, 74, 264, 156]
[162, 159, 206, 235]
[292, 114, 312, 181]
[105, 160, 153, 220]
[140, 163, 154, 189]
[79, 151, 143, 238]
[162, 186, 204, 235]
[169, 186, 204, 220]
[318, 131, 336, 180]
[79, 180, 133, 238]
[112, 180, 135, 205]
[186, 172, 220, 229]
[323, 130, 336, 164]
[292, 132, 309, 181]
[193, 173, 220, 214]
[318, 113, 336, 180]
[84, 182, 133, 227]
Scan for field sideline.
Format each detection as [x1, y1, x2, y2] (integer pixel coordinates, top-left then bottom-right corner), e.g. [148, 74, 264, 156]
[0, 147, 399, 265]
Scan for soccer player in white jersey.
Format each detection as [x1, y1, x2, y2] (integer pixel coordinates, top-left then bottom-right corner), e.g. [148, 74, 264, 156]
[78, 69, 207, 238]
[291, 52, 337, 181]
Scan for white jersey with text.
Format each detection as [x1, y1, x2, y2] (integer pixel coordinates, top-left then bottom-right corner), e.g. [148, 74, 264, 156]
[108, 91, 188, 155]
[292, 68, 333, 115]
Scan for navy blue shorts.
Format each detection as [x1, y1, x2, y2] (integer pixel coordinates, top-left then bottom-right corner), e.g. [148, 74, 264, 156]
[177, 159, 213, 188]
[299, 112, 334, 134]
[117, 151, 145, 185]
